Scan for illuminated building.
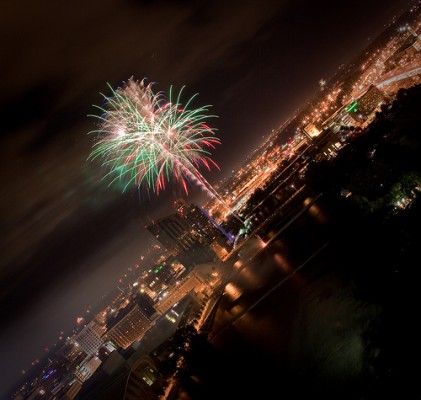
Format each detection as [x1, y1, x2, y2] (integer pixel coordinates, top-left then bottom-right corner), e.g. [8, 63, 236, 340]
[357, 85, 386, 116]
[412, 34, 421, 51]
[87, 319, 105, 337]
[56, 336, 93, 377]
[140, 284, 157, 301]
[146, 213, 195, 256]
[323, 105, 358, 131]
[175, 199, 232, 245]
[154, 268, 207, 314]
[74, 356, 102, 383]
[175, 199, 234, 259]
[303, 123, 321, 138]
[345, 100, 364, 123]
[146, 213, 216, 267]
[346, 85, 386, 122]
[74, 323, 104, 356]
[104, 304, 152, 349]
[137, 292, 157, 318]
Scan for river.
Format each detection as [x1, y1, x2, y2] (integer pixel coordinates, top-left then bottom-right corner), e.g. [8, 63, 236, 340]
[176, 192, 420, 399]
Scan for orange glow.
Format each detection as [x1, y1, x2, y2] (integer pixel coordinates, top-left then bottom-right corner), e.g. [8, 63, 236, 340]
[224, 282, 242, 301]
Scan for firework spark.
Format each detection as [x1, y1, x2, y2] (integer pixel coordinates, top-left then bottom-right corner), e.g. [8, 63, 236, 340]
[88, 77, 221, 196]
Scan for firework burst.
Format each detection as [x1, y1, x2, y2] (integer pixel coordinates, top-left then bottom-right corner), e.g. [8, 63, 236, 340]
[88, 78, 221, 196]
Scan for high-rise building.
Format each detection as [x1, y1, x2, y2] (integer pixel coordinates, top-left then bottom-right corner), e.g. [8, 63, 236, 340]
[175, 199, 233, 246]
[346, 85, 386, 122]
[146, 213, 196, 256]
[88, 318, 106, 337]
[137, 293, 157, 318]
[146, 211, 216, 267]
[74, 356, 102, 383]
[104, 304, 152, 349]
[74, 323, 104, 356]
[357, 85, 386, 117]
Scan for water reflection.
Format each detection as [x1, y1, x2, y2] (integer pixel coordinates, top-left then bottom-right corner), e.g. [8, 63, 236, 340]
[181, 198, 387, 399]
[223, 282, 242, 301]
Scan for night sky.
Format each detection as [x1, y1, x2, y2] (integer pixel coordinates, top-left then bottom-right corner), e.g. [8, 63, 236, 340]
[0, 0, 410, 397]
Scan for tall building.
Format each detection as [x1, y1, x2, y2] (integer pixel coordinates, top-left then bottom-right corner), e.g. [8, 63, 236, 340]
[146, 213, 196, 256]
[175, 199, 233, 246]
[88, 318, 106, 337]
[154, 268, 207, 314]
[74, 323, 104, 356]
[137, 292, 157, 318]
[104, 303, 152, 349]
[346, 85, 386, 122]
[146, 211, 216, 267]
[74, 356, 102, 383]
[357, 85, 386, 117]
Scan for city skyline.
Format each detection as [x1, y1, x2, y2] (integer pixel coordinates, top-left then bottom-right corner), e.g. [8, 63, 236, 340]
[0, 0, 413, 398]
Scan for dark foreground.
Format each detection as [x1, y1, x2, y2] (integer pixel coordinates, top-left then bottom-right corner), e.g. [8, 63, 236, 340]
[176, 198, 421, 400]
[174, 86, 421, 400]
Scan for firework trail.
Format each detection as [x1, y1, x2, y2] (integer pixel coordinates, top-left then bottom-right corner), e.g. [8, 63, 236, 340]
[88, 78, 222, 200]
